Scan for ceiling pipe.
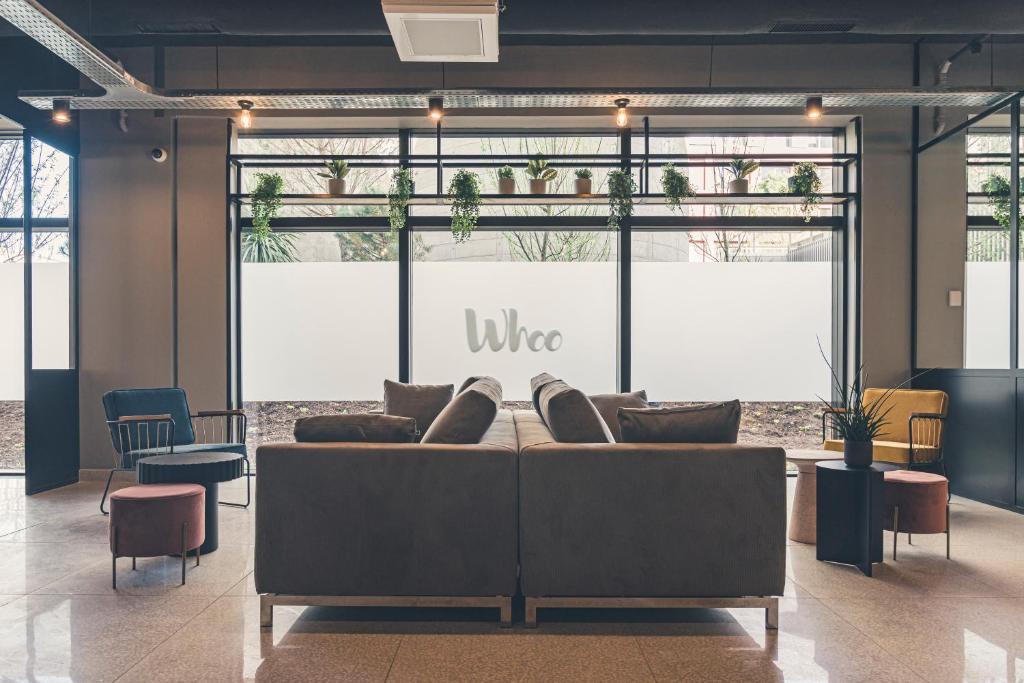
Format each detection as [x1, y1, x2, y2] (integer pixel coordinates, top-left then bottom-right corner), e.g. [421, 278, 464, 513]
[933, 35, 988, 134]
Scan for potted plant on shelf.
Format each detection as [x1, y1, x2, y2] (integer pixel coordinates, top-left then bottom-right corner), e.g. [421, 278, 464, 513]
[526, 154, 558, 194]
[661, 163, 696, 213]
[448, 169, 481, 244]
[318, 159, 350, 195]
[388, 166, 414, 232]
[982, 174, 1024, 229]
[574, 168, 593, 195]
[244, 172, 296, 263]
[726, 157, 759, 194]
[607, 169, 635, 230]
[789, 161, 822, 223]
[497, 165, 516, 195]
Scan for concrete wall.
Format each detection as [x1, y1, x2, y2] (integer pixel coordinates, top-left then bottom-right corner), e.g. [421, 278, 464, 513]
[74, 40, 1024, 469]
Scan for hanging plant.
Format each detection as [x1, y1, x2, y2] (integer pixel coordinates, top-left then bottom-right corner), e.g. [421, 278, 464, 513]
[607, 169, 636, 230]
[448, 169, 481, 243]
[789, 161, 822, 223]
[245, 172, 295, 262]
[388, 166, 414, 232]
[982, 174, 1024, 230]
[661, 163, 696, 213]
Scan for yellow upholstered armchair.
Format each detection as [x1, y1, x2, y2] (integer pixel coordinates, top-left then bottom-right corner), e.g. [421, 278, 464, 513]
[822, 389, 949, 475]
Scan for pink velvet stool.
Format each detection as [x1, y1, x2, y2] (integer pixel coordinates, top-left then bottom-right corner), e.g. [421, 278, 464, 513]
[883, 470, 949, 561]
[109, 483, 205, 589]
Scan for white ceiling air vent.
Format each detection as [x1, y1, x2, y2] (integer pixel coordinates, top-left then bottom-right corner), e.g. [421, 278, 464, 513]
[382, 0, 499, 62]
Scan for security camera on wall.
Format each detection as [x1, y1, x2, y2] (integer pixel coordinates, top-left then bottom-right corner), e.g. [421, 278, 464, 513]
[150, 147, 168, 163]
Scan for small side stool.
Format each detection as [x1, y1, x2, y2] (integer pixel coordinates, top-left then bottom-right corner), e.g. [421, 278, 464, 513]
[109, 483, 206, 589]
[883, 470, 949, 560]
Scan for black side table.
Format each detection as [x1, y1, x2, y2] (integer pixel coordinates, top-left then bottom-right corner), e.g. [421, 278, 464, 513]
[137, 451, 245, 554]
[816, 461, 898, 576]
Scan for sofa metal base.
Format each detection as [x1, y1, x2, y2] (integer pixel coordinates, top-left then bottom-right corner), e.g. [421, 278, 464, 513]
[523, 596, 779, 629]
[259, 593, 513, 628]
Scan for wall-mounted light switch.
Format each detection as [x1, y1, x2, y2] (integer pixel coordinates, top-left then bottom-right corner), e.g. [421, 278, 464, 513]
[948, 290, 963, 307]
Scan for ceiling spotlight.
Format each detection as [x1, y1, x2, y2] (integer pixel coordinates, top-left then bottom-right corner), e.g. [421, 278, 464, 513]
[804, 96, 823, 120]
[237, 100, 254, 129]
[614, 98, 630, 128]
[51, 98, 72, 124]
[428, 97, 445, 122]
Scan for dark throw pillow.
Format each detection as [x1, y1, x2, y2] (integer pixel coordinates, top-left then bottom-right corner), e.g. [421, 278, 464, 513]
[536, 379, 614, 443]
[618, 400, 742, 444]
[529, 372, 559, 417]
[421, 377, 503, 444]
[383, 380, 454, 440]
[293, 414, 417, 443]
[589, 390, 649, 442]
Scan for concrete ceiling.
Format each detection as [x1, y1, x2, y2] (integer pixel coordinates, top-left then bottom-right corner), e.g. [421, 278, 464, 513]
[1, 0, 1022, 41]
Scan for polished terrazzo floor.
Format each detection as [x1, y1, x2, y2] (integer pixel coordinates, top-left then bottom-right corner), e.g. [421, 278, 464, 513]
[1, 476, 1024, 682]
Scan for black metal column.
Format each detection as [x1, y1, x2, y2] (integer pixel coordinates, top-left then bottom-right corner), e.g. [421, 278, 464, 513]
[22, 131, 32, 376]
[1011, 97, 1020, 368]
[618, 129, 631, 392]
[398, 129, 412, 382]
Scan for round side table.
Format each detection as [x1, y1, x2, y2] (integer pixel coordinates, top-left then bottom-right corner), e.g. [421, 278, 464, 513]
[786, 449, 843, 544]
[137, 451, 245, 554]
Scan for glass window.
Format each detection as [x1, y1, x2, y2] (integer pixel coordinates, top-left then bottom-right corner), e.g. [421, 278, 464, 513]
[412, 229, 617, 401]
[632, 229, 834, 447]
[242, 230, 398, 451]
[31, 140, 72, 370]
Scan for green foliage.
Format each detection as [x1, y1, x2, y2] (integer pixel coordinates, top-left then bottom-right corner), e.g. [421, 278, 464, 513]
[526, 155, 558, 182]
[448, 170, 481, 243]
[727, 157, 760, 180]
[982, 174, 1024, 230]
[387, 166, 414, 232]
[606, 169, 636, 230]
[497, 165, 515, 180]
[317, 159, 349, 180]
[661, 163, 696, 213]
[243, 229, 297, 263]
[245, 172, 296, 262]
[790, 161, 822, 223]
[575, 168, 593, 180]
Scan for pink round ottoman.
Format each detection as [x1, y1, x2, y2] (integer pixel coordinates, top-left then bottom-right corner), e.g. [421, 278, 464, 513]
[883, 470, 949, 561]
[109, 483, 205, 589]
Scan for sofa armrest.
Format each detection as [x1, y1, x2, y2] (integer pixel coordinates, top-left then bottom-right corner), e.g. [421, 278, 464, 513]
[518, 442, 786, 599]
[255, 442, 518, 598]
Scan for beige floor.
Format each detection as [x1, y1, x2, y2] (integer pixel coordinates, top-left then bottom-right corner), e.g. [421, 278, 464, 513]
[1, 477, 1024, 682]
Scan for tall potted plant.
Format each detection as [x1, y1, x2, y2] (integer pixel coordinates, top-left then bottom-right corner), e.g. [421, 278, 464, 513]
[497, 165, 516, 195]
[318, 160, 350, 195]
[388, 166, 414, 232]
[574, 168, 593, 195]
[606, 169, 635, 230]
[726, 157, 759, 194]
[526, 155, 558, 194]
[448, 169, 481, 243]
[789, 161, 822, 223]
[661, 163, 696, 212]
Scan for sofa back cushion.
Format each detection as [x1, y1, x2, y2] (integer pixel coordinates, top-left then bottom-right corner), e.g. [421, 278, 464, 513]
[383, 380, 454, 440]
[588, 390, 648, 442]
[619, 400, 741, 443]
[534, 377, 614, 443]
[530, 372, 559, 415]
[294, 414, 417, 443]
[422, 377, 502, 444]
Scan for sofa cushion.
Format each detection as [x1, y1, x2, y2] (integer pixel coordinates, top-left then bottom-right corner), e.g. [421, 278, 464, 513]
[619, 400, 741, 443]
[383, 380, 454, 439]
[536, 379, 614, 443]
[294, 414, 417, 443]
[422, 377, 502, 444]
[530, 372, 559, 416]
[589, 390, 648, 442]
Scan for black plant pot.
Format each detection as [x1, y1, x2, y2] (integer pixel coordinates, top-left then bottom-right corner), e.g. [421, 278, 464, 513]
[844, 440, 873, 468]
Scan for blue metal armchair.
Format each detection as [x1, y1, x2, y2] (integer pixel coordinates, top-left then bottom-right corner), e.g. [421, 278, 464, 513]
[100, 388, 250, 514]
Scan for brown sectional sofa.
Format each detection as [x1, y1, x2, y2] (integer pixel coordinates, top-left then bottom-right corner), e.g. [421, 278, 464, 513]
[255, 398, 787, 629]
